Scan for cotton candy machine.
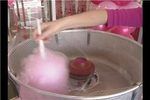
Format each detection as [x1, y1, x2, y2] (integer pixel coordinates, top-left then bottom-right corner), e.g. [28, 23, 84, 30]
[8, 29, 142, 100]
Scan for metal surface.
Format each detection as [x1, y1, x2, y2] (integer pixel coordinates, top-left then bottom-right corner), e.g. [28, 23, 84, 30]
[8, 29, 142, 100]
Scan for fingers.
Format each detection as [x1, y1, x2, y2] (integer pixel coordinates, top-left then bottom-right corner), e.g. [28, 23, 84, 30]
[33, 22, 50, 40]
[36, 30, 55, 40]
[33, 30, 38, 39]
[33, 21, 59, 41]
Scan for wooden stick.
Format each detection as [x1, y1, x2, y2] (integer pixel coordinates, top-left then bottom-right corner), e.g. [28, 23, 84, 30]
[37, 19, 45, 59]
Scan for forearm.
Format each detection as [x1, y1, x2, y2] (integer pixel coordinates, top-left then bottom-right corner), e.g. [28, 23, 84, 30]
[35, 7, 142, 40]
[56, 7, 142, 31]
[57, 9, 108, 30]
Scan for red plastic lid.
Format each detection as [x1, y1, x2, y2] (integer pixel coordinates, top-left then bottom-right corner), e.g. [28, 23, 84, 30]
[69, 57, 95, 79]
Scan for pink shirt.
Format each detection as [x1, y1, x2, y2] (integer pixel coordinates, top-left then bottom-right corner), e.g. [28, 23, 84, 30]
[107, 7, 142, 27]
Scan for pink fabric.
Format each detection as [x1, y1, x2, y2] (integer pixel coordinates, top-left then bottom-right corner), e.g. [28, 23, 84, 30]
[8, 0, 14, 7]
[107, 7, 142, 27]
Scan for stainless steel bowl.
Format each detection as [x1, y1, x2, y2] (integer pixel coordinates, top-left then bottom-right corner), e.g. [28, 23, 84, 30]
[8, 29, 142, 100]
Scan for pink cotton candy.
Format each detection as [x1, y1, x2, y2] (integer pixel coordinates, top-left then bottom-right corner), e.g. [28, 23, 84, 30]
[17, 48, 69, 99]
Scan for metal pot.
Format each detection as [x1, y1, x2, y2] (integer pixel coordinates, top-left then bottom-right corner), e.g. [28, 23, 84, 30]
[8, 29, 142, 100]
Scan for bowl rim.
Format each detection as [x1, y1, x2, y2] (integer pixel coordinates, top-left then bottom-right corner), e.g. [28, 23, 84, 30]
[8, 29, 142, 99]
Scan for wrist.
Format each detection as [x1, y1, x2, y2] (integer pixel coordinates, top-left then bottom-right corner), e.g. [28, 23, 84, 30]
[54, 17, 71, 32]
[61, 17, 73, 30]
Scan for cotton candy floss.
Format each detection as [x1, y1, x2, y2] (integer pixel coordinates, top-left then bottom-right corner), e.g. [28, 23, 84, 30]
[17, 48, 69, 99]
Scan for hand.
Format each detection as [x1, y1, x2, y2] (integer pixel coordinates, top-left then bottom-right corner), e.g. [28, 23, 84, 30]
[33, 20, 62, 41]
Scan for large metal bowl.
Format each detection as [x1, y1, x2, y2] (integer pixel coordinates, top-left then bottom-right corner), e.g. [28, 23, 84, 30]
[8, 29, 142, 100]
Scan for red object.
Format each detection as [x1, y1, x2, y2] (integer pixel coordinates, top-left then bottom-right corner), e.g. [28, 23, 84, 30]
[110, 26, 136, 34]
[91, 0, 102, 5]
[130, 28, 140, 41]
[8, 0, 14, 7]
[113, 0, 133, 6]
[23, 34, 29, 40]
[93, 25, 111, 31]
[109, 26, 136, 39]
[69, 57, 95, 79]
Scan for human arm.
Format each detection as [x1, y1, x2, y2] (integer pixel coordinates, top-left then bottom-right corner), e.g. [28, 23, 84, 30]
[34, 9, 107, 40]
[34, 7, 142, 40]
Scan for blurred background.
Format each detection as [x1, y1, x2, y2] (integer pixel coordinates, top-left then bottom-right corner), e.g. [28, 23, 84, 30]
[8, 0, 143, 47]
